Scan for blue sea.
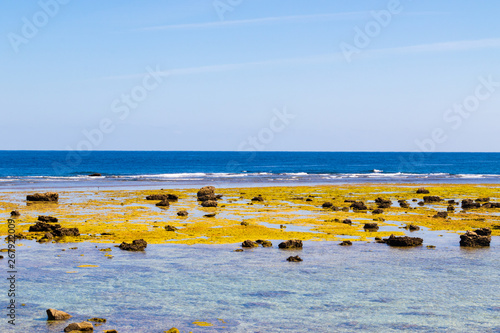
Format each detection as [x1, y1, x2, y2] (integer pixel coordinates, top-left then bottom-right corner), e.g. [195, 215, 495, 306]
[1, 151, 500, 188]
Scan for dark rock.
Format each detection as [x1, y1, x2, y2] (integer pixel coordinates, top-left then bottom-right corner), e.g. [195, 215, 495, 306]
[433, 211, 448, 219]
[375, 197, 392, 208]
[241, 240, 258, 248]
[344, 199, 356, 203]
[256, 239, 272, 247]
[46, 308, 72, 320]
[350, 201, 368, 210]
[416, 188, 430, 194]
[155, 199, 170, 207]
[38, 215, 58, 223]
[423, 196, 442, 203]
[364, 223, 379, 230]
[339, 240, 352, 246]
[198, 194, 217, 201]
[88, 173, 101, 177]
[462, 199, 481, 209]
[26, 192, 58, 202]
[342, 219, 352, 225]
[241, 221, 249, 226]
[10, 210, 20, 217]
[372, 209, 384, 214]
[384, 234, 423, 247]
[405, 224, 420, 231]
[38, 232, 54, 242]
[484, 202, 500, 208]
[164, 225, 177, 232]
[177, 210, 188, 217]
[204, 213, 216, 218]
[119, 239, 147, 251]
[197, 186, 215, 201]
[201, 200, 218, 208]
[474, 228, 491, 236]
[341, 207, 349, 212]
[52, 228, 80, 237]
[476, 197, 490, 202]
[29, 222, 61, 232]
[278, 239, 303, 249]
[305, 198, 313, 202]
[398, 200, 409, 208]
[418, 201, 424, 206]
[447, 205, 455, 212]
[322, 202, 333, 208]
[87, 318, 106, 323]
[448, 200, 456, 204]
[459, 230, 491, 247]
[251, 195, 264, 202]
[286, 255, 303, 262]
[64, 321, 93, 332]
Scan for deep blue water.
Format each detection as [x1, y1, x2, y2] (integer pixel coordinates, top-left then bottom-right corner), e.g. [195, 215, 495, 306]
[1, 151, 500, 188]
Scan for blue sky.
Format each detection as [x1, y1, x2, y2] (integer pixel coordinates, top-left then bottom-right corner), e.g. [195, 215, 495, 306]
[1, 0, 499, 151]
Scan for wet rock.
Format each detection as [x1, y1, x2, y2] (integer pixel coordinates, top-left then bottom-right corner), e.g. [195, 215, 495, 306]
[384, 234, 423, 247]
[412, 199, 418, 202]
[448, 199, 456, 204]
[119, 239, 147, 251]
[164, 225, 177, 232]
[88, 173, 101, 177]
[155, 199, 170, 207]
[461, 199, 481, 209]
[241, 221, 249, 226]
[398, 200, 409, 208]
[372, 209, 384, 214]
[305, 198, 313, 202]
[52, 228, 80, 237]
[38, 215, 58, 223]
[363, 223, 379, 230]
[423, 196, 442, 203]
[204, 213, 216, 218]
[198, 194, 217, 202]
[234, 249, 244, 252]
[286, 255, 303, 262]
[197, 186, 216, 202]
[476, 197, 490, 202]
[341, 207, 349, 212]
[46, 308, 72, 320]
[344, 199, 356, 203]
[416, 188, 430, 194]
[278, 239, 303, 249]
[483, 202, 500, 208]
[87, 318, 106, 323]
[241, 240, 258, 248]
[375, 197, 392, 208]
[104, 330, 118, 333]
[339, 240, 352, 246]
[201, 200, 218, 208]
[64, 321, 93, 332]
[342, 219, 352, 225]
[433, 211, 448, 219]
[10, 210, 20, 217]
[322, 202, 333, 208]
[38, 232, 54, 242]
[29, 222, 61, 232]
[256, 239, 272, 247]
[447, 205, 455, 212]
[177, 210, 188, 217]
[215, 194, 223, 200]
[146, 194, 178, 201]
[459, 230, 491, 247]
[350, 201, 367, 210]
[26, 192, 59, 202]
[373, 217, 385, 222]
[417, 201, 424, 206]
[251, 195, 264, 202]
[404, 224, 420, 231]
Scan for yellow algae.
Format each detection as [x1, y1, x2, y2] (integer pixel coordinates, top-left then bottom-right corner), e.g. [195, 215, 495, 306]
[192, 321, 213, 327]
[66, 271, 77, 274]
[77, 265, 99, 268]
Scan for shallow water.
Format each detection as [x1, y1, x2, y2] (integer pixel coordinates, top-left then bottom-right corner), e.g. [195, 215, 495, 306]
[3, 231, 499, 333]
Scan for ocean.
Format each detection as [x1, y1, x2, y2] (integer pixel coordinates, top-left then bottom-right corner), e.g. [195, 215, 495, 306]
[1, 151, 500, 188]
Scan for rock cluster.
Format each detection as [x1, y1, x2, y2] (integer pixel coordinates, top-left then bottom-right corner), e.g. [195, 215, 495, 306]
[459, 228, 491, 247]
[383, 234, 423, 247]
[375, 197, 391, 208]
[26, 192, 59, 202]
[29, 222, 80, 238]
[278, 239, 303, 249]
[197, 186, 218, 207]
[119, 239, 147, 251]
[462, 199, 481, 209]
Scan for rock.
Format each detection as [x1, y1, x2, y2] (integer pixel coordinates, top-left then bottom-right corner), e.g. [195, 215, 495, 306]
[364, 223, 379, 230]
[483, 202, 500, 208]
[104, 330, 118, 333]
[234, 249, 244, 252]
[384, 234, 423, 247]
[341, 207, 349, 212]
[433, 211, 448, 219]
[64, 321, 93, 332]
[373, 217, 385, 222]
[119, 239, 147, 251]
[375, 197, 391, 208]
[398, 200, 409, 208]
[251, 195, 264, 202]
[241, 221, 249, 226]
[339, 240, 352, 246]
[29, 222, 61, 232]
[204, 213, 216, 218]
[164, 225, 177, 232]
[146, 194, 167, 200]
[215, 194, 223, 200]
[197, 186, 215, 201]
[322, 202, 333, 208]
[460, 230, 491, 247]
[165, 329, 180, 333]
[417, 201, 424, 206]
[155, 199, 170, 207]
[198, 194, 217, 202]
[372, 209, 384, 214]
[350, 201, 367, 210]
[256, 240, 272, 247]
[177, 210, 188, 217]
[52, 228, 80, 237]
[87, 318, 106, 323]
[405, 224, 420, 231]
[241, 240, 258, 248]
[88, 173, 101, 177]
[286, 255, 303, 262]
[26, 192, 59, 202]
[10, 210, 20, 217]
[448, 199, 456, 204]
[476, 197, 490, 202]
[38, 232, 54, 242]
[38, 215, 58, 222]
[201, 200, 218, 208]
[342, 219, 352, 225]
[305, 198, 313, 202]
[447, 205, 455, 212]
[461, 199, 481, 209]
[344, 199, 356, 203]
[416, 188, 430, 194]
[46, 308, 72, 320]
[278, 239, 303, 249]
[423, 196, 442, 203]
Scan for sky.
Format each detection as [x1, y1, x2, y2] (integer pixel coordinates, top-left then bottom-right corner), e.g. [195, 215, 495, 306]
[1, 0, 500, 152]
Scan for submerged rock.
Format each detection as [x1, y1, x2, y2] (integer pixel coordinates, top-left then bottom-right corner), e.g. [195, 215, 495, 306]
[278, 239, 303, 249]
[459, 228, 491, 247]
[286, 255, 303, 262]
[46, 308, 72, 320]
[339, 240, 352, 246]
[26, 192, 58, 202]
[177, 210, 188, 217]
[256, 239, 272, 247]
[64, 321, 93, 332]
[242, 240, 258, 248]
[384, 234, 423, 247]
[119, 239, 147, 251]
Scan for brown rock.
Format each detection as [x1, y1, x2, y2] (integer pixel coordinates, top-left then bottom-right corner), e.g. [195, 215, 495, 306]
[251, 195, 264, 202]
[26, 192, 59, 202]
[416, 188, 430, 194]
[241, 240, 258, 247]
[460, 230, 491, 247]
[201, 200, 218, 208]
[363, 223, 379, 230]
[423, 196, 442, 203]
[155, 199, 170, 207]
[372, 209, 384, 214]
[339, 240, 352, 246]
[164, 225, 177, 232]
[10, 210, 20, 217]
[46, 308, 72, 320]
[322, 202, 333, 208]
[177, 210, 188, 217]
[119, 239, 147, 251]
[384, 234, 423, 247]
[256, 240, 272, 247]
[286, 255, 303, 262]
[350, 201, 367, 210]
[278, 239, 303, 249]
[433, 211, 448, 219]
[38, 215, 58, 223]
[64, 321, 93, 332]
[197, 186, 215, 200]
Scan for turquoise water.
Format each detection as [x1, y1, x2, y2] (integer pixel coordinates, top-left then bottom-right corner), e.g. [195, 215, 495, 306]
[3, 228, 499, 332]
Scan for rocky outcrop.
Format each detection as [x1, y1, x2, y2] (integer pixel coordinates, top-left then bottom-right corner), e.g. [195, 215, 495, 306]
[416, 188, 430, 194]
[375, 197, 391, 208]
[38, 215, 58, 222]
[29, 222, 79, 237]
[350, 201, 367, 210]
[197, 186, 216, 201]
[46, 308, 72, 320]
[482, 202, 500, 208]
[242, 240, 258, 248]
[459, 229, 491, 247]
[64, 321, 93, 332]
[383, 234, 423, 247]
[26, 192, 58, 202]
[423, 196, 442, 203]
[119, 239, 147, 251]
[278, 239, 303, 249]
[462, 199, 481, 209]
[476, 197, 490, 202]
[52, 228, 80, 237]
[286, 255, 303, 262]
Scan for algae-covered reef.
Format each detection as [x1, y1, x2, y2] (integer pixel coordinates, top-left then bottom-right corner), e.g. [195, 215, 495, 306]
[1, 184, 499, 245]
